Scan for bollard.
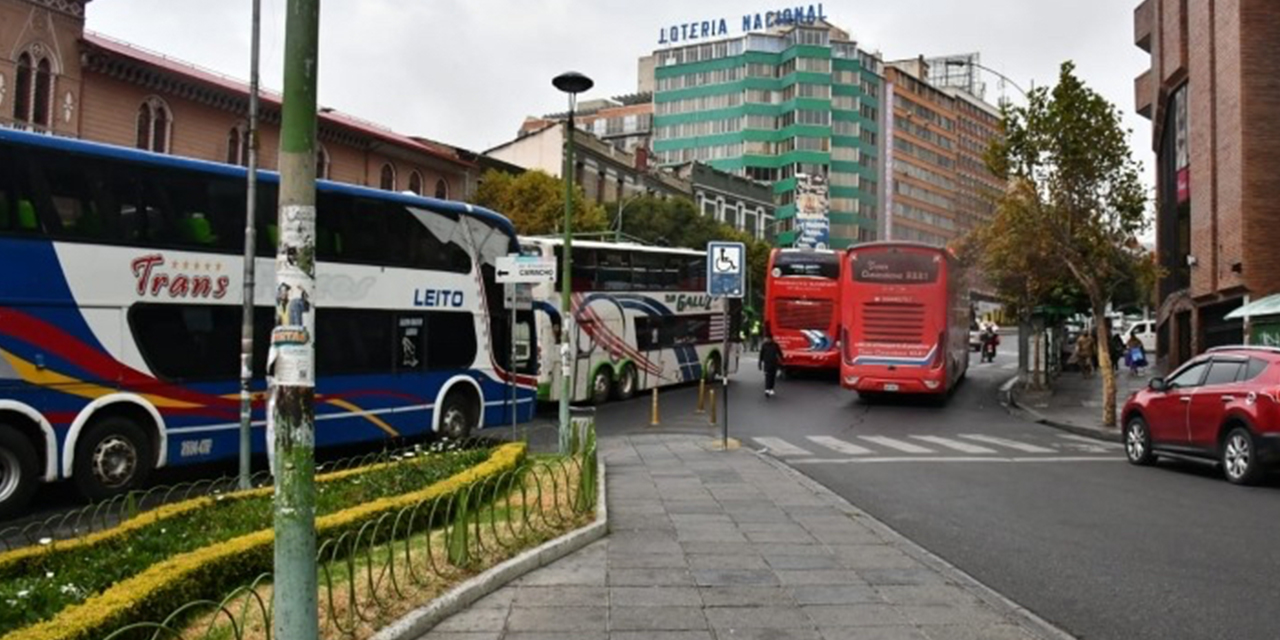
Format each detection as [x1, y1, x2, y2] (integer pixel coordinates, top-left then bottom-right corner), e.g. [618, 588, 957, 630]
[650, 387, 660, 426]
[708, 387, 717, 425]
[696, 377, 707, 414]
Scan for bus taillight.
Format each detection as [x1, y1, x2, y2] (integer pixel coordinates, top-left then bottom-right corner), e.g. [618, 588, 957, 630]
[931, 332, 946, 369]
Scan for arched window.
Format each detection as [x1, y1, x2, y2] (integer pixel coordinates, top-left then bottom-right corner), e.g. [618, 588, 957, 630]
[316, 145, 330, 179]
[379, 163, 396, 190]
[33, 58, 52, 127]
[408, 171, 423, 195]
[434, 178, 449, 199]
[13, 53, 32, 123]
[136, 96, 172, 153]
[226, 123, 248, 166]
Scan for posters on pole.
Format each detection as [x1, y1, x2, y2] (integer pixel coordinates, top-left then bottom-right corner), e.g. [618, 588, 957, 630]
[794, 173, 830, 249]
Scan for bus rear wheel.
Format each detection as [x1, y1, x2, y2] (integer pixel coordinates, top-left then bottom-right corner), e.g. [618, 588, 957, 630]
[0, 424, 39, 520]
[704, 353, 722, 381]
[590, 368, 613, 405]
[438, 391, 476, 441]
[613, 365, 638, 401]
[73, 416, 153, 504]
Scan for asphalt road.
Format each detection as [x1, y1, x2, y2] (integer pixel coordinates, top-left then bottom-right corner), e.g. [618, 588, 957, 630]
[588, 348, 1280, 640]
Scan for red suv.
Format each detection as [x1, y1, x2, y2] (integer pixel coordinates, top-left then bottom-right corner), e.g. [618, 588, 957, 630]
[1121, 346, 1280, 485]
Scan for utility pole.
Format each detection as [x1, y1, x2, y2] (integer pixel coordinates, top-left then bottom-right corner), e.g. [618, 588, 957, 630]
[238, 0, 262, 492]
[271, 1, 320, 638]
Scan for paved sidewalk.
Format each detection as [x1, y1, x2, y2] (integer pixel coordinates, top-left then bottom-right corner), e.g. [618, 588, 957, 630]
[416, 435, 1071, 640]
[1009, 368, 1156, 441]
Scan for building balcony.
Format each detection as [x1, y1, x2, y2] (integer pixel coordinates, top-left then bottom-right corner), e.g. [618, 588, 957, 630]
[1135, 70, 1154, 120]
[1134, 0, 1154, 53]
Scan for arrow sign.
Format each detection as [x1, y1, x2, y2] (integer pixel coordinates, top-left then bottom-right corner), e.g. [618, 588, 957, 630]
[496, 255, 557, 284]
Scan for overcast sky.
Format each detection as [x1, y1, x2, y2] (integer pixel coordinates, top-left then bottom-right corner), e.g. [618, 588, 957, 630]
[89, 0, 1153, 185]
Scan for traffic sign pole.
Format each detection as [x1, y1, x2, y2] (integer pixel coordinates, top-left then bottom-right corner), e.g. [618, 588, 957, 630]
[706, 241, 745, 451]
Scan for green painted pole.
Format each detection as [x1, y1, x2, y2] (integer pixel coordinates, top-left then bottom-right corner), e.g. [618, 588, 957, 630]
[271, 0, 319, 638]
[559, 103, 576, 455]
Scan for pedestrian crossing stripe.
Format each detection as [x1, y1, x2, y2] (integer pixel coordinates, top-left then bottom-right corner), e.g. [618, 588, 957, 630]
[747, 433, 1123, 459]
[859, 436, 934, 454]
[910, 436, 997, 454]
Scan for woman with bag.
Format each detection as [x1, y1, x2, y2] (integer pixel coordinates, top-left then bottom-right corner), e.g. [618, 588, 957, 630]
[1125, 335, 1148, 376]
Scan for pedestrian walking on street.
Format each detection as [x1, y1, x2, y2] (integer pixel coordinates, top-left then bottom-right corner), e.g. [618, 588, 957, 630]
[759, 332, 782, 397]
[1109, 331, 1125, 373]
[1125, 335, 1148, 377]
[1075, 332, 1096, 378]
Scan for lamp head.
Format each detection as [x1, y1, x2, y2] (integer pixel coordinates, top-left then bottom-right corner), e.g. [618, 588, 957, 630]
[553, 71, 594, 95]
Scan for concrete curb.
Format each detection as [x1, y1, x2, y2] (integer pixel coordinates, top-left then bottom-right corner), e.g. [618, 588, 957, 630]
[372, 457, 609, 640]
[1000, 376, 1122, 443]
[749, 448, 1078, 640]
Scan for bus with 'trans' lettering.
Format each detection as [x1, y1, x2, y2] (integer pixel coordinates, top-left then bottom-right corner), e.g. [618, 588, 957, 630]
[840, 242, 969, 398]
[0, 128, 532, 518]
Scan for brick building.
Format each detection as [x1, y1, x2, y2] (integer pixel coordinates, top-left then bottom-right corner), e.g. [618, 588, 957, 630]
[520, 93, 654, 156]
[1133, 0, 1280, 366]
[1, 0, 476, 200]
[881, 58, 1003, 248]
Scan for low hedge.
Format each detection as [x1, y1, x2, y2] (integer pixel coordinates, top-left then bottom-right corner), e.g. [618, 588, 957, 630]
[3, 442, 525, 640]
[0, 443, 519, 640]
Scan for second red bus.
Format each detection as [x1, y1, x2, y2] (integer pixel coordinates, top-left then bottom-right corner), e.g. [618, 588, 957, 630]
[839, 242, 969, 396]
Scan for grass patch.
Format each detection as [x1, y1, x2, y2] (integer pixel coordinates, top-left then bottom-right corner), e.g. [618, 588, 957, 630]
[0, 447, 492, 637]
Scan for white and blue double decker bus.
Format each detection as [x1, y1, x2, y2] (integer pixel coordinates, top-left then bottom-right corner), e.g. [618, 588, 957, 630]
[518, 238, 741, 405]
[0, 128, 535, 517]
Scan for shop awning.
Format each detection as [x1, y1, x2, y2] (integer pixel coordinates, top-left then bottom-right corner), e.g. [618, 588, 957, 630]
[1225, 293, 1280, 320]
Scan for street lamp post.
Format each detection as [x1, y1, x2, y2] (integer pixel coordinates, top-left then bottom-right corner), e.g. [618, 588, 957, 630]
[552, 71, 593, 455]
[944, 59, 1028, 101]
[615, 191, 644, 242]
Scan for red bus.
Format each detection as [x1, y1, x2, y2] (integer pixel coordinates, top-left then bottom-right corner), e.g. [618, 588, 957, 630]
[764, 248, 842, 371]
[839, 242, 969, 396]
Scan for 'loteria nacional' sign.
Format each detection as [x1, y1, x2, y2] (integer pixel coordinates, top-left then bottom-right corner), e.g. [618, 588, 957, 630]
[658, 3, 829, 45]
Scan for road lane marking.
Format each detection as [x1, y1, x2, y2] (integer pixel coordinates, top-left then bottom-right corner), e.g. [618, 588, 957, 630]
[806, 436, 873, 455]
[752, 437, 812, 456]
[1057, 434, 1123, 449]
[959, 434, 1056, 453]
[858, 436, 935, 454]
[789, 456, 1122, 465]
[911, 436, 997, 454]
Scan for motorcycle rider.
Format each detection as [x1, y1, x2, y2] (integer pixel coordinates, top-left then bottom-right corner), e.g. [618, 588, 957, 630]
[980, 323, 999, 362]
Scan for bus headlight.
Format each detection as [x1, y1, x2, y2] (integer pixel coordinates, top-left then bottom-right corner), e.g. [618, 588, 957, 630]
[844, 376, 860, 386]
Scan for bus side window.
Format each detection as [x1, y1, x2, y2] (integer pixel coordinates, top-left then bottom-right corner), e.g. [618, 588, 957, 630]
[598, 249, 632, 291]
[28, 151, 105, 240]
[570, 247, 597, 291]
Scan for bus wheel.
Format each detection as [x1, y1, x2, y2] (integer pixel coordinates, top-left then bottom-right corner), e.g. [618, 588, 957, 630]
[0, 424, 39, 520]
[73, 416, 154, 504]
[438, 392, 476, 441]
[590, 368, 613, 405]
[704, 353, 722, 381]
[614, 365, 638, 401]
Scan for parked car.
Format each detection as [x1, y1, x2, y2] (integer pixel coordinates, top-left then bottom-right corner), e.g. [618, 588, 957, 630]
[1121, 346, 1280, 484]
[1127, 320, 1157, 354]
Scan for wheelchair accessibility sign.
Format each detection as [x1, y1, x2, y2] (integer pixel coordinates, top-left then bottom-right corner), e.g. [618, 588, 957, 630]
[707, 241, 746, 298]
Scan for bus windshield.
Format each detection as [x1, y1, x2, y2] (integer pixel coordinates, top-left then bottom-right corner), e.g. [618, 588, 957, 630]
[773, 252, 840, 279]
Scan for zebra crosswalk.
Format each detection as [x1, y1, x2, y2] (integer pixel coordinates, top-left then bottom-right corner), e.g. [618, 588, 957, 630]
[750, 433, 1122, 464]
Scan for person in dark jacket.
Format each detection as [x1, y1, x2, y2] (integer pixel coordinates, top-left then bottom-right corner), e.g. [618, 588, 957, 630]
[759, 333, 782, 397]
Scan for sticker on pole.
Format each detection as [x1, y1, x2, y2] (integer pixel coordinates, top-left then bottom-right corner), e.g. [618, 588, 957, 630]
[707, 241, 745, 298]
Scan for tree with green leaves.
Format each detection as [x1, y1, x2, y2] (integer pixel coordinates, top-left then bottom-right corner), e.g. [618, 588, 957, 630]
[472, 168, 607, 235]
[985, 62, 1152, 427]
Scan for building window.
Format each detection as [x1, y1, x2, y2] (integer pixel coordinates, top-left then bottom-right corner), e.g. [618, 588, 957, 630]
[14, 50, 57, 128]
[434, 178, 449, 199]
[379, 163, 396, 190]
[136, 96, 172, 153]
[316, 145, 330, 179]
[408, 171, 424, 195]
[226, 123, 248, 166]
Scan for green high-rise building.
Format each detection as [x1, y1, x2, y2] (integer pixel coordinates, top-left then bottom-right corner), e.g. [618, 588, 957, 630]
[645, 21, 884, 249]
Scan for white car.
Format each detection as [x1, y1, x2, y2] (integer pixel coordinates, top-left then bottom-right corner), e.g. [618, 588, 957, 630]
[1127, 320, 1156, 354]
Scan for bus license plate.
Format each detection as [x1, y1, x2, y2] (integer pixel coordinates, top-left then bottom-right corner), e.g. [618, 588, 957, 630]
[883, 384, 899, 392]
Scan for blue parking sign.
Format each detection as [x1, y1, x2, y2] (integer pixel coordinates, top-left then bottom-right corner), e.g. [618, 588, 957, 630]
[706, 241, 746, 298]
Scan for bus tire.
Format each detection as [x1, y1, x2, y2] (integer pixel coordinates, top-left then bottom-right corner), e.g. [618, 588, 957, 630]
[438, 391, 476, 441]
[704, 353, 722, 381]
[613, 365, 638, 401]
[0, 423, 40, 520]
[590, 367, 613, 405]
[72, 416, 154, 504]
